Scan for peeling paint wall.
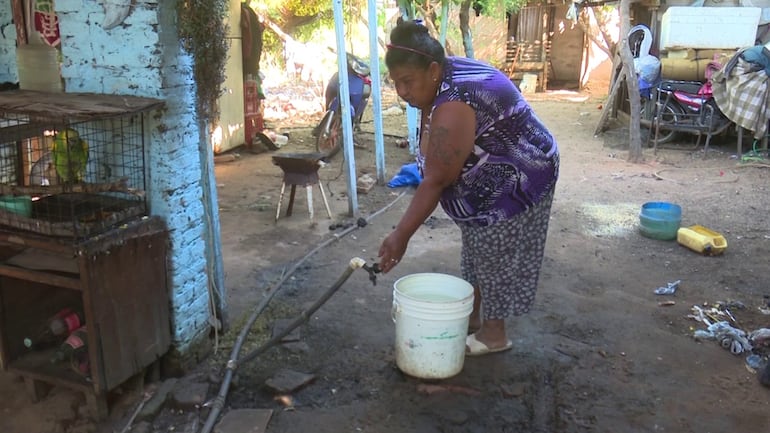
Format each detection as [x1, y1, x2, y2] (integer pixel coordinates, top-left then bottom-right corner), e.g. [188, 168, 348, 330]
[0, 2, 18, 84]
[57, 0, 214, 359]
[0, 0, 217, 361]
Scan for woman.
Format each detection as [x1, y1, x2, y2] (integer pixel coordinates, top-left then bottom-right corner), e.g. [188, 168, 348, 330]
[378, 21, 559, 356]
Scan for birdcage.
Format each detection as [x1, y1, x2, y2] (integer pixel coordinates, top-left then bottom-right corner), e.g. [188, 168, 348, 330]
[0, 90, 164, 239]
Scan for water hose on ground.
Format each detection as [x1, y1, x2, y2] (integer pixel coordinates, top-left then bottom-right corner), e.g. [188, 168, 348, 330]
[199, 190, 407, 433]
[238, 257, 367, 365]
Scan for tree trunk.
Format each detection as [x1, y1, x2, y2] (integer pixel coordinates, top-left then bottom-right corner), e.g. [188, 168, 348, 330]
[397, 0, 415, 20]
[353, 7, 388, 53]
[258, 13, 293, 43]
[619, 0, 643, 163]
[415, 3, 455, 55]
[459, 0, 474, 58]
[577, 8, 612, 58]
[593, 64, 627, 136]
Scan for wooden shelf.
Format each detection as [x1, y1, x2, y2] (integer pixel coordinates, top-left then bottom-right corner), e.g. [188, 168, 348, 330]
[0, 264, 81, 290]
[0, 216, 170, 419]
[8, 348, 92, 392]
[0, 90, 164, 122]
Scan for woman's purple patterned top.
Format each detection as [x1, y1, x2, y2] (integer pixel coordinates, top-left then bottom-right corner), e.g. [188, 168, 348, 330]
[417, 56, 560, 227]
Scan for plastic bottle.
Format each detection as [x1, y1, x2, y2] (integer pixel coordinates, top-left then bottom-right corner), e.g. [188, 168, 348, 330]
[50, 326, 88, 364]
[23, 308, 84, 350]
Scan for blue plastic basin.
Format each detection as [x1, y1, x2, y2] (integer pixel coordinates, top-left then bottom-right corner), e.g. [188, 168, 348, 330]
[639, 202, 681, 240]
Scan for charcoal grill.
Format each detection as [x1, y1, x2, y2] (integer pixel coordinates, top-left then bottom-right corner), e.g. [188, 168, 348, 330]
[271, 153, 332, 224]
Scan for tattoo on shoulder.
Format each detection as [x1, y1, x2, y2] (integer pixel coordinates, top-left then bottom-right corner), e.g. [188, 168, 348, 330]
[428, 126, 462, 166]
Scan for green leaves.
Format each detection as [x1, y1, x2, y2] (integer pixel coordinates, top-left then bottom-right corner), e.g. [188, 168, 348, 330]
[176, 0, 229, 124]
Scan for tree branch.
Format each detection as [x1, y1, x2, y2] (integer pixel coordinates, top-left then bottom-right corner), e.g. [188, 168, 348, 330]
[415, 3, 455, 56]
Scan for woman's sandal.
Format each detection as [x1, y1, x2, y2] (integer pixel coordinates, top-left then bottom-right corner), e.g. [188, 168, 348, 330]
[465, 334, 513, 357]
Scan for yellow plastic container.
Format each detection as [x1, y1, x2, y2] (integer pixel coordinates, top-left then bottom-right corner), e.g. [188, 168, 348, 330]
[677, 225, 727, 255]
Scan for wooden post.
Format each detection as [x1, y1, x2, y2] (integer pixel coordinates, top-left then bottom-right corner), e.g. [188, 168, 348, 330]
[594, 65, 627, 136]
[619, 0, 644, 162]
[11, 0, 27, 45]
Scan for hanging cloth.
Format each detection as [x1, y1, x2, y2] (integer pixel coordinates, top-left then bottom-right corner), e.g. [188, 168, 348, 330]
[240, 4, 264, 79]
[33, 0, 61, 47]
[712, 48, 770, 140]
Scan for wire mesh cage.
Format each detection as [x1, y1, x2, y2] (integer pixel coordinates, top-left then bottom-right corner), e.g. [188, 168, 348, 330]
[0, 90, 164, 239]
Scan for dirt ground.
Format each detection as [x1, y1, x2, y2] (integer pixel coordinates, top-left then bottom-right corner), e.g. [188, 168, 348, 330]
[2, 83, 770, 433]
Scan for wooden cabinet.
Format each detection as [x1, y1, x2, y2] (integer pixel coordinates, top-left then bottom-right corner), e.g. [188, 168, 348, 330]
[0, 216, 170, 418]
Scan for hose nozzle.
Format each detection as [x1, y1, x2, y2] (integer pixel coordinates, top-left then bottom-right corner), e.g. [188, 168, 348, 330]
[361, 261, 382, 286]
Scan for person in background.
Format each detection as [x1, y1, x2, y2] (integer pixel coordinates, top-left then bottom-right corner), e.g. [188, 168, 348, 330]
[378, 20, 559, 356]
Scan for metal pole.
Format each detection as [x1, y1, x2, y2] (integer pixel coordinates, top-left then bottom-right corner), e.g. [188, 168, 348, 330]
[332, 0, 358, 216]
[398, 5, 420, 155]
[368, 0, 386, 184]
[407, 106, 419, 155]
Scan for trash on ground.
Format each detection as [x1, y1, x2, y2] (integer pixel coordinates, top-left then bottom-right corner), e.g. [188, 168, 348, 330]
[274, 395, 295, 410]
[749, 328, 770, 347]
[387, 163, 422, 188]
[692, 320, 752, 355]
[676, 225, 727, 255]
[416, 383, 481, 397]
[687, 304, 737, 325]
[746, 354, 768, 371]
[654, 280, 680, 295]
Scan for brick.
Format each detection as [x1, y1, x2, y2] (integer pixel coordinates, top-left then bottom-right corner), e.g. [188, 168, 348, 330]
[264, 370, 316, 394]
[214, 409, 273, 433]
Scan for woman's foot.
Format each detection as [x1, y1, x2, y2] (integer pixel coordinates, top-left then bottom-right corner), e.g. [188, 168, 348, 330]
[466, 333, 513, 356]
[467, 319, 510, 354]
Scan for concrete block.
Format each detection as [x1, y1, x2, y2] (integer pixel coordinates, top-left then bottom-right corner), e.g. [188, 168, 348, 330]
[356, 173, 376, 193]
[264, 369, 316, 394]
[214, 409, 273, 433]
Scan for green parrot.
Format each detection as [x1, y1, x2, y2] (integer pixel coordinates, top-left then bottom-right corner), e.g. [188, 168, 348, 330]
[52, 128, 89, 183]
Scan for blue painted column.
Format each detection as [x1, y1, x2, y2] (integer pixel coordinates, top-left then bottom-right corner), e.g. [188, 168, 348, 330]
[332, 0, 358, 216]
[368, 0, 385, 184]
[407, 106, 419, 155]
[399, 5, 420, 155]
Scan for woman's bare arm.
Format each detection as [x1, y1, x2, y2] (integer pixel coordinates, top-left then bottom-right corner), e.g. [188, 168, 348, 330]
[379, 101, 476, 271]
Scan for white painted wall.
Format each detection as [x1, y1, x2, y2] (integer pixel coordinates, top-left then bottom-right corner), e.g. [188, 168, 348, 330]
[212, 0, 246, 154]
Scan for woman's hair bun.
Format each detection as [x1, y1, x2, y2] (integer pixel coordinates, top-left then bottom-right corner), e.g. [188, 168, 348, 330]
[391, 20, 429, 45]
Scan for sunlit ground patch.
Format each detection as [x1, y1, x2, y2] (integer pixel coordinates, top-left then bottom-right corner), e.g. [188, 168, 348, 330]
[579, 202, 639, 238]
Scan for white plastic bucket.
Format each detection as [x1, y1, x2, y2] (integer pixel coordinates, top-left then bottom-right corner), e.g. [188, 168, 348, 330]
[392, 273, 474, 379]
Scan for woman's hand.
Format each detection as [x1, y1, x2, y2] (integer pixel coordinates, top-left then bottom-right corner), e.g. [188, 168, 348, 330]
[378, 229, 410, 273]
